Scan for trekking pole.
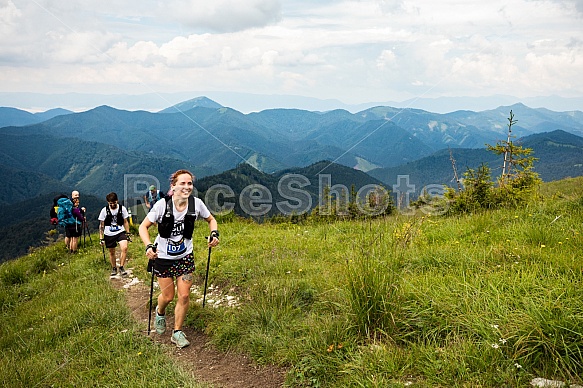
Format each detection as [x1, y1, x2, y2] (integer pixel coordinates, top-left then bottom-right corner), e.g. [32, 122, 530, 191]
[85, 222, 92, 243]
[202, 241, 212, 308]
[147, 244, 157, 335]
[101, 242, 107, 264]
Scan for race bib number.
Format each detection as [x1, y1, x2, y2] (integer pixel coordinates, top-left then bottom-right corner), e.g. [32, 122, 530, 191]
[109, 225, 121, 232]
[166, 238, 186, 256]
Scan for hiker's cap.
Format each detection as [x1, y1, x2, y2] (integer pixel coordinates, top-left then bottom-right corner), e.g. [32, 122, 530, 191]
[149, 185, 156, 190]
[71, 190, 80, 199]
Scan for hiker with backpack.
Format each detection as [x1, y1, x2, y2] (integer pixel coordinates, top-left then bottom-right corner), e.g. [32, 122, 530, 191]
[56, 196, 85, 253]
[72, 190, 90, 246]
[50, 194, 68, 225]
[71, 190, 86, 215]
[138, 169, 219, 348]
[98, 192, 131, 277]
[144, 185, 164, 210]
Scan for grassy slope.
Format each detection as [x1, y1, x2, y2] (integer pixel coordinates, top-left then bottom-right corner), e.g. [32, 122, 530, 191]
[0, 240, 208, 388]
[1, 177, 582, 387]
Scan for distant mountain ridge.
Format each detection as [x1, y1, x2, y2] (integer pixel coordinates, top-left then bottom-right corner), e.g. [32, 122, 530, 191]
[368, 130, 583, 194]
[2, 98, 582, 176]
[2, 91, 582, 114]
[159, 96, 223, 113]
[195, 160, 386, 218]
[0, 107, 73, 127]
[0, 132, 217, 202]
[1, 97, 582, 200]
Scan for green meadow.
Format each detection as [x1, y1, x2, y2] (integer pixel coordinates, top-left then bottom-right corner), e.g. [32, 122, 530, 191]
[1, 177, 582, 387]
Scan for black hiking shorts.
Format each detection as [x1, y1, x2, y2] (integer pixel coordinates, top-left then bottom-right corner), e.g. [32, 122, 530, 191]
[65, 224, 82, 238]
[104, 232, 128, 248]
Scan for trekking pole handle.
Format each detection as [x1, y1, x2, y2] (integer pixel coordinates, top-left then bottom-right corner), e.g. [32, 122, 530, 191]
[146, 243, 157, 273]
[145, 243, 157, 253]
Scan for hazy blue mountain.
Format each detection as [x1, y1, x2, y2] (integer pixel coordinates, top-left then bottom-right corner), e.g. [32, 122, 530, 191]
[0, 97, 583, 193]
[0, 107, 73, 128]
[3, 91, 582, 114]
[0, 132, 216, 201]
[0, 105, 368, 173]
[158, 96, 223, 113]
[273, 160, 385, 189]
[356, 104, 583, 150]
[1, 98, 582, 178]
[34, 108, 73, 121]
[1, 105, 297, 173]
[0, 164, 71, 205]
[246, 108, 364, 141]
[443, 103, 583, 137]
[362, 106, 498, 149]
[195, 161, 385, 219]
[368, 130, 583, 194]
[517, 130, 583, 180]
[0, 107, 39, 128]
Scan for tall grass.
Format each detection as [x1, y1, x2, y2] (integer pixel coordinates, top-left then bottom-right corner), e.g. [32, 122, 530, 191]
[1, 177, 582, 387]
[200, 179, 583, 387]
[0, 242, 207, 388]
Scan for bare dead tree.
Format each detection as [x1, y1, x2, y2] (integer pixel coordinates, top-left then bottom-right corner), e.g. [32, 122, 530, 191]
[449, 147, 462, 191]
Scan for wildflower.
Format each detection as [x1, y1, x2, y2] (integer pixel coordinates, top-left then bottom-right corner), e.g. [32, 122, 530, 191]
[541, 244, 546, 248]
[138, 352, 142, 356]
[337, 343, 343, 349]
[514, 363, 522, 369]
[514, 215, 519, 218]
[490, 324, 499, 329]
[298, 268, 303, 272]
[327, 344, 334, 352]
[499, 338, 507, 344]
[491, 343, 499, 349]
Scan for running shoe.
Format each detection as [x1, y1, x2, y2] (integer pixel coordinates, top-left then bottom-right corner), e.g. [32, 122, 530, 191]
[155, 306, 166, 335]
[171, 330, 190, 348]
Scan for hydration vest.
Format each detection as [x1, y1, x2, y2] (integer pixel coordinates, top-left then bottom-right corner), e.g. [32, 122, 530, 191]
[158, 196, 197, 239]
[104, 205, 125, 226]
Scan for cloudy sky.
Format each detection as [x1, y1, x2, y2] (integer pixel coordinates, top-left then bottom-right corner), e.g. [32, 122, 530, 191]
[1, 0, 582, 112]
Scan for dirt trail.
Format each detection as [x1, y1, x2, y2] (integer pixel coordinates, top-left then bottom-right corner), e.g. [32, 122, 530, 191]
[112, 271, 287, 388]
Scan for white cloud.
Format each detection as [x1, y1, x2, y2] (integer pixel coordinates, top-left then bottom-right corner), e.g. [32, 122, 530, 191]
[163, 0, 282, 33]
[0, 0, 21, 31]
[0, 0, 581, 109]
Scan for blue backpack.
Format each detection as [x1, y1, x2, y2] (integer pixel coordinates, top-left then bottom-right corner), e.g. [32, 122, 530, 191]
[57, 198, 81, 227]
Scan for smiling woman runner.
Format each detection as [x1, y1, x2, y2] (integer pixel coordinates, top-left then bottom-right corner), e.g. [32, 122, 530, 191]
[138, 169, 220, 348]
